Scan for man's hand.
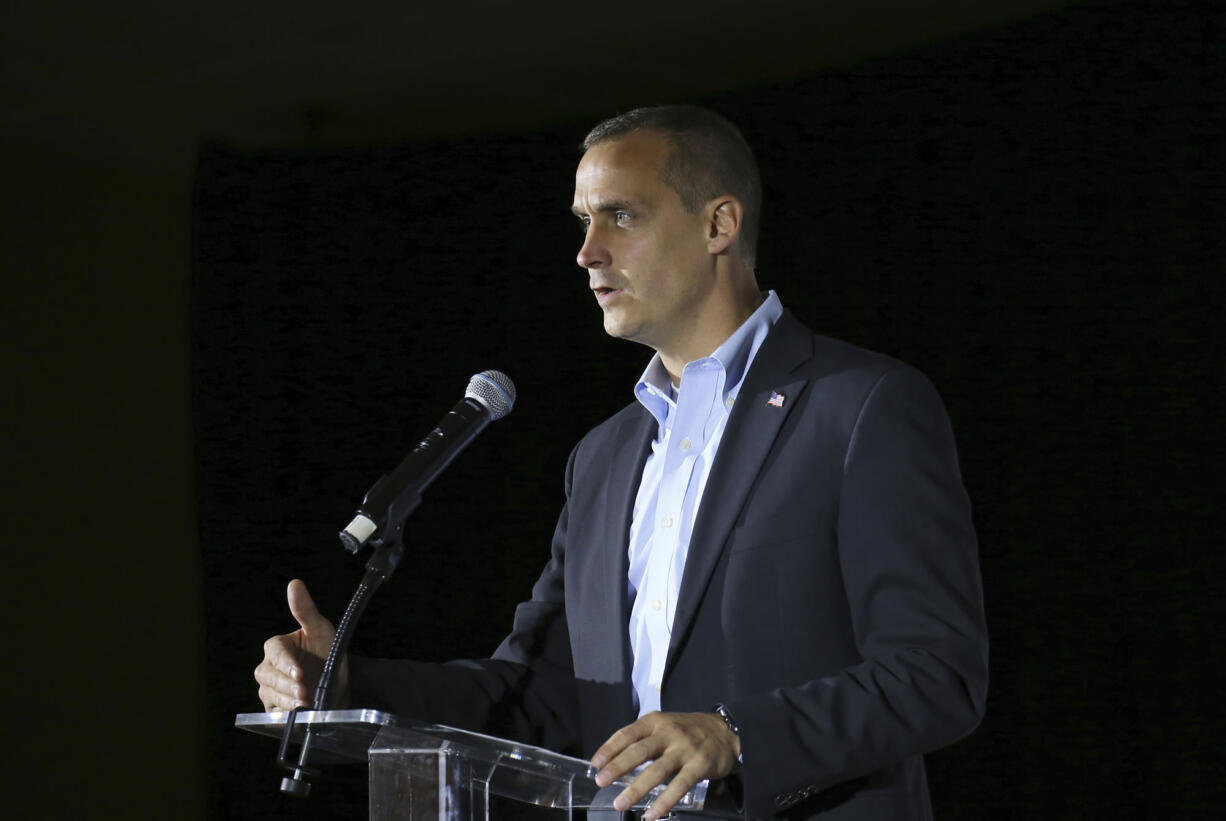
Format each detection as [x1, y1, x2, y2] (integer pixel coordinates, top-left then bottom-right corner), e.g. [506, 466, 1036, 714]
[253, 579, 349, 712]
[590, 711, 741, 821]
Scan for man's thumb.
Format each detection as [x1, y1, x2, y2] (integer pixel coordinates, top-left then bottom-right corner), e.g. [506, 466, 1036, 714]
[286, 579, 331, 634]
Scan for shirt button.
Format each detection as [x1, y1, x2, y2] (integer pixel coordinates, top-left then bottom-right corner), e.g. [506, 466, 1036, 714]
[651, 599, 662, 611]
[679, 437, 692, 451]
[662, 515, 673, 528]
[725, 395, 735, 407]
[653, 683, 661, 691]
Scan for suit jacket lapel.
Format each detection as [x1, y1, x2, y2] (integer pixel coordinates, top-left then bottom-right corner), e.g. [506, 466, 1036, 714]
[665, 312, 814, 672]
[594, 406, 655, 714]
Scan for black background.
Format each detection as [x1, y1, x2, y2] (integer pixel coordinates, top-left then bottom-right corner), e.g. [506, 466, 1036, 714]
[193, 3, 1221, 818]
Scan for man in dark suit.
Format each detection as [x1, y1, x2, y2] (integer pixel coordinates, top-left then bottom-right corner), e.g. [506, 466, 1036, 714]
[256, 105, 988, 821]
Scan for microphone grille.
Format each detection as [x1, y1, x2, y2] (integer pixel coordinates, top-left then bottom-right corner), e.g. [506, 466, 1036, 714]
[466, 370, 516, 420]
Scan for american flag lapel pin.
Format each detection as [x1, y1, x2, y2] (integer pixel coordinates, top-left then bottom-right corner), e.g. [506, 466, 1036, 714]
[767, 390, 786, 408]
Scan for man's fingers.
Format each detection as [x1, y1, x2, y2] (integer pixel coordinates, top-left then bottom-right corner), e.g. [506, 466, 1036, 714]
[612, 755, 677, 811]
[256, 632, 315, 708]
[643, 770, 699, 821]
[254, 656, 304, 697]
[595, 735, 663, 786]
[626, 754, 712, 820]
[254, 659, 308, 709]
[591, 716, 651, 770]
[263, 634, 303, 678]
[286, 579, 331, 635]
[257, 682, 305, 711]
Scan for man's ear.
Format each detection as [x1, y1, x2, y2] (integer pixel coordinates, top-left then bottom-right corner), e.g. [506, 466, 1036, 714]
[706, 197, 743, 256]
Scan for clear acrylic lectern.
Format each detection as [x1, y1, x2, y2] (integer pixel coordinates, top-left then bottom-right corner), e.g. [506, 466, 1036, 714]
[236, 710, 710, 821]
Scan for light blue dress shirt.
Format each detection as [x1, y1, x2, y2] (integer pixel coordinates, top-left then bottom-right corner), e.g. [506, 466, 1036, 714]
[627, 290, 783, 716]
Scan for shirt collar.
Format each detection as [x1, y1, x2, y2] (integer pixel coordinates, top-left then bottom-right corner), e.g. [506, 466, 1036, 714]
[634, 290, 783, 425]
[709, 289, 783, 395]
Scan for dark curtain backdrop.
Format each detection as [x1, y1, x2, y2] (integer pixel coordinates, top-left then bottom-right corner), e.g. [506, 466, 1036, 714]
[193, 2, 1221, 818]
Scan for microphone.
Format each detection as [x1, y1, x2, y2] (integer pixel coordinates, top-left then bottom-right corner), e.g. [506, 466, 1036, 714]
[338, 370, 516, 553]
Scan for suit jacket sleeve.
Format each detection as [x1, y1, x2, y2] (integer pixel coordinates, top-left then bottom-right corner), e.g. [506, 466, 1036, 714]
[723, 365, 989, 818]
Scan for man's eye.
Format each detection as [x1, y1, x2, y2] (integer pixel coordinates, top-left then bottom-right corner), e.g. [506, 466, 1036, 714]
[615, 211, 631, 225]
[577, 216, 590, 232]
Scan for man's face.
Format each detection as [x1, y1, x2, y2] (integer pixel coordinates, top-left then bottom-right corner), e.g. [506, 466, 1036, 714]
[572, 131, 717, 356]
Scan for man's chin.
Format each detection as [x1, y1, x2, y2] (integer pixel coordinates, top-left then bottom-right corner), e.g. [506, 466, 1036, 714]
[602, 323, 656, 353]
[602, 315, 638, 341]
[601, 312, 621, 336]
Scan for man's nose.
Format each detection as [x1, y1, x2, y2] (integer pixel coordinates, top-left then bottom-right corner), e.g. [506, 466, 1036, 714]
[576, 228, 610, 269]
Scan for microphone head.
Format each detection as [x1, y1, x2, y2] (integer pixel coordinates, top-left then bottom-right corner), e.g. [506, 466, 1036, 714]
[466, 370, 516, 420]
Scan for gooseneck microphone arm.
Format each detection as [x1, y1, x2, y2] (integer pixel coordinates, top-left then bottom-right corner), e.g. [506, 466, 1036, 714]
[278, 544, 397, 797]
[276, 370, 516, 798]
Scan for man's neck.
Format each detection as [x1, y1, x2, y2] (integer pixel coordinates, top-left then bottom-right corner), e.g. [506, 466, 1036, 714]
[659, 283, 764, 386]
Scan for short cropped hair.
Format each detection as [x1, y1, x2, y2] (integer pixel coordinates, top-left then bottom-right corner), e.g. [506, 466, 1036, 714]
[582, 105, 762, 266]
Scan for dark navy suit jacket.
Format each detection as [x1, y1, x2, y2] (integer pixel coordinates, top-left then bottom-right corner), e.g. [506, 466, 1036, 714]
[351, 311, 989, 820]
